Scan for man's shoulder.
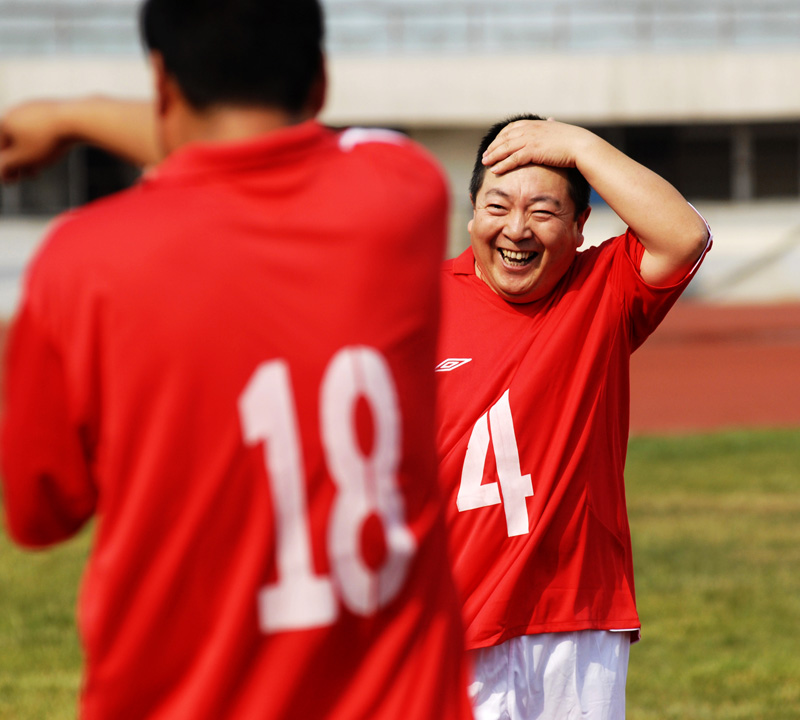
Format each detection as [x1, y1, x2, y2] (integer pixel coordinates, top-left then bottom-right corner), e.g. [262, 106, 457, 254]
[567, 233, 630, 280]
[575, 233, 625, 262]
[333, 126, 447, 191]
[39, 187, 143, 254]
[336, 126, 412, 153]
[335, 126, 428, 159]
[27, 181, 176, 303]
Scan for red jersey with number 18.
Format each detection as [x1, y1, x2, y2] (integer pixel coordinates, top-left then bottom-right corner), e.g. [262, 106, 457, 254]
[1, 121, 472, 719]
[435, 232, 709, 650]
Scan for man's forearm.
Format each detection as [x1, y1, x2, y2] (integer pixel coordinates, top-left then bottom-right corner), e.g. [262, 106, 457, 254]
[1, 95, 160, 181]
[55, 96, 161, 168]
[573, 133, 709, 284]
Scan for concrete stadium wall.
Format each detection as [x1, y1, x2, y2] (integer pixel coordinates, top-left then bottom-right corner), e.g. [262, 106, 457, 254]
[2, 50, 799, 313]
[2, 49, 800, 126]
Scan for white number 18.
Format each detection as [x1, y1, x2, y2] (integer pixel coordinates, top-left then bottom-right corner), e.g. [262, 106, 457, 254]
[238, 347, 416, 633]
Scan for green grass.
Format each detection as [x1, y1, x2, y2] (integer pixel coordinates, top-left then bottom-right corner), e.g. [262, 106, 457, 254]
[0, 525, 90, 720]
[1, 428, 799, 719]
[626, 428, 800, 719]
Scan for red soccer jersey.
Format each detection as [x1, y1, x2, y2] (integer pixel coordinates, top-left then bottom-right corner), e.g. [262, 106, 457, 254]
[435, 231, 710, 650]
[1, 121, 472, 720]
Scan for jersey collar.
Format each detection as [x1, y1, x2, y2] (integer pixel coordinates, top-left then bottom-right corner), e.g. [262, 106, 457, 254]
[453, 247, 477, 275]
[145, 119, 327, 183]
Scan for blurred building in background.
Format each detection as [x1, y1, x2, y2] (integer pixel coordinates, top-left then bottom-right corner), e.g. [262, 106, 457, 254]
[1, 0, 799, 309]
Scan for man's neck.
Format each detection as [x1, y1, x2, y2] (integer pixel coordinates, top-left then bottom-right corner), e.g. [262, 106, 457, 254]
[161, 104, 311, 155]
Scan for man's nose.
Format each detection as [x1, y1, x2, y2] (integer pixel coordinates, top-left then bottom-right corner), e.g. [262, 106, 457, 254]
[504, 212, 531, 242]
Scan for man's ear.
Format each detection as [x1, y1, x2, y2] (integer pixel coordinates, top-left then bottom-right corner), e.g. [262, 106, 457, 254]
[150, 51, 176, 118]
[467, 193, 477, 234]
[575, 206, 591, 248]
[305, 56, 327, 118]
[150, 52, 167, 117]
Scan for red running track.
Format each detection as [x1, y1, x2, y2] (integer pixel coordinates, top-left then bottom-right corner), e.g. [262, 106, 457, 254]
[2, 302, 798, 437]
[630, 302, 800, 435]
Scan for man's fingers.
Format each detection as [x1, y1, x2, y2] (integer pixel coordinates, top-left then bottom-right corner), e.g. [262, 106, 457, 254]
[483, 138, 528, 166]
[484, 125, 544, 167]
[482, 139, 509, 165]
[487, 152, 527, 176]
[0, 163, 22, 184]
[0, 147, 34, 184]
[1, 170, 22, 184]
[0, 164, 21, 184]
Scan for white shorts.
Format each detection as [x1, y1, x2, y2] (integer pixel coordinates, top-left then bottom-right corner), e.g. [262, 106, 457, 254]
[467, 630, 631, 720]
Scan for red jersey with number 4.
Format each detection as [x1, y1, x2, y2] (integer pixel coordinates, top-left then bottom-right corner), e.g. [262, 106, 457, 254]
[435, 233, 709, 650]
[1, 121, 472, 720]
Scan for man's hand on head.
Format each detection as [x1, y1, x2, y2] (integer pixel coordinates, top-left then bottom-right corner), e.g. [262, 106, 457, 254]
[481, 118, 591, 177]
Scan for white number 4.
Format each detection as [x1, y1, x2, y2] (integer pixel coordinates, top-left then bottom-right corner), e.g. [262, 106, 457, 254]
[456, 390, 533, 537]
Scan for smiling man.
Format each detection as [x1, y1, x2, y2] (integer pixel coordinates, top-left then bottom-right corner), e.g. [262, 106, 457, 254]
[435, 114, 711, 719]
[468, 161, 590, 303]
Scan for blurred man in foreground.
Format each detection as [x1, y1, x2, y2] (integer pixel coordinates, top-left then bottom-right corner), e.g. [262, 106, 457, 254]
[0, 1, 472, 718]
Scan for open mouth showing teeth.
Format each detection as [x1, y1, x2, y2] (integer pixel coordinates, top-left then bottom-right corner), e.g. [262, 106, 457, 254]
[499, 248, 537, 266]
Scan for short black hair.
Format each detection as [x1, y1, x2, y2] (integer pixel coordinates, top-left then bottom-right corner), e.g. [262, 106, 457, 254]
[140, 0, 325, 113]
[469, 114, 591, 219]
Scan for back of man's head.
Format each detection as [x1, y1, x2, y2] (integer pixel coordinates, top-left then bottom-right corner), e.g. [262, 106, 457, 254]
[140, 0, 324, 114]
[469, 114, 591, 219]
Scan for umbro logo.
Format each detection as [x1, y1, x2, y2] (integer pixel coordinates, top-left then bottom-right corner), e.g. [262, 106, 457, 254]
[435, 358, 472, 372]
